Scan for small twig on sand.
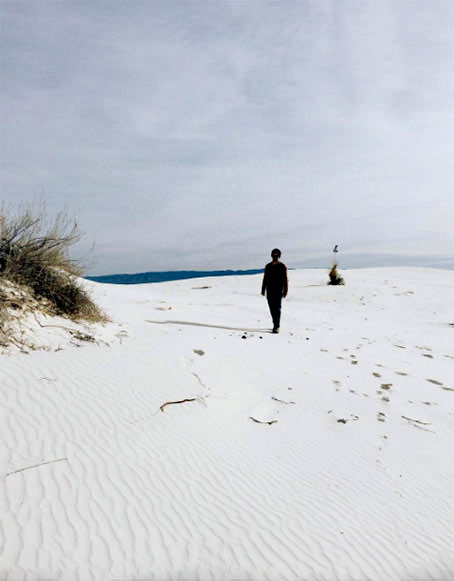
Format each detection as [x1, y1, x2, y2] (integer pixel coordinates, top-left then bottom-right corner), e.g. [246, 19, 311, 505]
[160, 398, 197, 412]
[401, 416, 435, 433]
[407, 423, 435, 433]
[401, 415, 431, 425]
[250, 416, 278, 425]
[271, 396, 295, 405]
[6, 457, 68, 477]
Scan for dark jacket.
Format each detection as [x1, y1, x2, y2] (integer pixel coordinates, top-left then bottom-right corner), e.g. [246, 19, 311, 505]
[262, 261, 289, 296]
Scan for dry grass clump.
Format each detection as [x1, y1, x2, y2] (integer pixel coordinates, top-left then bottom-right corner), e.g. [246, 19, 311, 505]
[0, 280, 40, 349]
[328, 263, 345, 285]
[0, 202, 105, 328]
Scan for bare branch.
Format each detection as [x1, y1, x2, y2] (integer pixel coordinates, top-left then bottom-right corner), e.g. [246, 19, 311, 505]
[250, 416, 278, 425]
[160, 398, 198, 412]
[6, 458, 68, 477]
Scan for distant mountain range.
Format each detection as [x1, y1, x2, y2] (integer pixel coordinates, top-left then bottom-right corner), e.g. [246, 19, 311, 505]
[86, 269, 264, 285]
[86, 254, 454, 285]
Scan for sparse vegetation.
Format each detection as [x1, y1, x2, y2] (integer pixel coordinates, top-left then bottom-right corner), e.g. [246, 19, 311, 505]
[328, 263, 345, 286]
[0, 201, 105, 349]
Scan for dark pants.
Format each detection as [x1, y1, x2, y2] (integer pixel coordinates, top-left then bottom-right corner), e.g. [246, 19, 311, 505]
[267, 292, 282, 330]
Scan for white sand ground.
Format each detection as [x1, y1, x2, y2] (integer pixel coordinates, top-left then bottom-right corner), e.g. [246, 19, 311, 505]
[1, 268, 454, 580]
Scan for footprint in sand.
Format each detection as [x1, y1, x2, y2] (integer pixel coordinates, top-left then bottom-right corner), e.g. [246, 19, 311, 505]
[336, 414, 359, 424]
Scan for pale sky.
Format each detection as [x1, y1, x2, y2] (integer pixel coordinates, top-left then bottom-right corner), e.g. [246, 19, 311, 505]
[1, 1, 454, 274]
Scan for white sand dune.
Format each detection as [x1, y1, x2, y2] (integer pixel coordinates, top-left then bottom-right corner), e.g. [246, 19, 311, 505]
[1, 268, 453, 580]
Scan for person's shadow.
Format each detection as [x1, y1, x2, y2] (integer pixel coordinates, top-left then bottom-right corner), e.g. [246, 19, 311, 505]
[146, 320, 272, 332]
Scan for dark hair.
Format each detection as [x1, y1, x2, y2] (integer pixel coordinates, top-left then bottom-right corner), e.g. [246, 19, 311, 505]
[271, 248, 281, 257]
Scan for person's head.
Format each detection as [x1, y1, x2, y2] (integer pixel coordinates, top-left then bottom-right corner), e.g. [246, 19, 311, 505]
[271, 248, 281, 263]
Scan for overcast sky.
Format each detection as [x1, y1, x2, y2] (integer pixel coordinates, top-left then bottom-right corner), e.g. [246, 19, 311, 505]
[1, 1, 454, 274]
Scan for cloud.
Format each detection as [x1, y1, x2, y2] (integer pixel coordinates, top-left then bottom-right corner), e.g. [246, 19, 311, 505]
[1, 1, 454, 273]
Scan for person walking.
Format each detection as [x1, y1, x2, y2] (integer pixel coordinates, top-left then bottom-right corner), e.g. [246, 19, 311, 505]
[261, 248, 289, 333]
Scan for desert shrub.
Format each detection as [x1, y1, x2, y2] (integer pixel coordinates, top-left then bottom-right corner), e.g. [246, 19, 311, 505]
[328, 263, 345, 286]
[0, 201, 105, 322]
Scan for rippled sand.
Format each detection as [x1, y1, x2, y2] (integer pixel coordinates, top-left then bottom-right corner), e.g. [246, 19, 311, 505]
[1, 268, 454, 579]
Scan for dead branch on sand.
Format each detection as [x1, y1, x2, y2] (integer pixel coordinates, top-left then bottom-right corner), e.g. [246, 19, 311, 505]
[250, 416, 278, 425]
[271, 396, 295, 405]
[6, 457, 68, 477]
[160, 398, 197, 412]
[401, 415, 431, 425]
[401, 416, 435, 433]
